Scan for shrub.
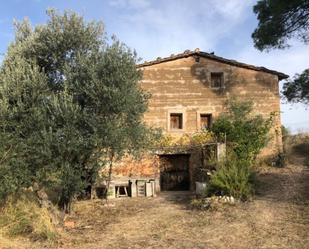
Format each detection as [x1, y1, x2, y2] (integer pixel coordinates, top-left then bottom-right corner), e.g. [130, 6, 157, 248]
[207, 154, 255, 201]
[205, 99, 273, 200]
[211, 98, 273, 162]
[0, 192, 57, 240]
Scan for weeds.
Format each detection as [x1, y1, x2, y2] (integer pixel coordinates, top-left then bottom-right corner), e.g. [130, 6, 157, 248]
[0, 191, 57, 241]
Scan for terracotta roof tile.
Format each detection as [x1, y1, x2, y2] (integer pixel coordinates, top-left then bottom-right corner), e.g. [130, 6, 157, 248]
[137, 49, 289, 80]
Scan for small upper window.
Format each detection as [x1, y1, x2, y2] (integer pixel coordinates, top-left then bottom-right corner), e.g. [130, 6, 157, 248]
[200, 114, 212, 129]
[170, 113, 183, 130]
[211, 72, 223, 88]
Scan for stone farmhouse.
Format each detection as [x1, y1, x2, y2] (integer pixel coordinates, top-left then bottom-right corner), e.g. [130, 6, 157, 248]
[138, 49, 287, 150]
[97, 49, 288, 198]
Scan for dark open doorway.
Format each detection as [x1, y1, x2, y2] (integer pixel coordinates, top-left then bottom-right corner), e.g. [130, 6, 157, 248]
[159, 154, 190, 191]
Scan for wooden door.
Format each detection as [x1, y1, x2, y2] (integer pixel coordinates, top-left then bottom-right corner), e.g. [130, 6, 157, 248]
[160, 154, 190, 191]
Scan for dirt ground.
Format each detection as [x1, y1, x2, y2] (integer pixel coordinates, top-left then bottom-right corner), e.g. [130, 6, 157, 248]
[1, 144, 308, 249]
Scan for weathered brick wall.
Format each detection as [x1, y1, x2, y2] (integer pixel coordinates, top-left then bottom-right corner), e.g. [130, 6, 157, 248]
[139, 56, 283, 157]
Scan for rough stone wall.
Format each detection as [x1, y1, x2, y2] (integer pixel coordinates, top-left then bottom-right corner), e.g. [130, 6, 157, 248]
[111, 154, 160, 178]
[96, 56, 282, 195]
[139, 56, 283, 157]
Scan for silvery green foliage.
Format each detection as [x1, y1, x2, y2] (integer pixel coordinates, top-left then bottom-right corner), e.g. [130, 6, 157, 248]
[0, 9, 157, 211]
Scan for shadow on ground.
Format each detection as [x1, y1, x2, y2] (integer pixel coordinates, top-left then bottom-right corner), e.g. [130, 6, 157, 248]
[157, 191, 194, 207]
[291, 143, 309, 166]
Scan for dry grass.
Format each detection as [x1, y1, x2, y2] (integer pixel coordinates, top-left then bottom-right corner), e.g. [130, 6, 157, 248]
[21, 162, 307, 249]
[0, 191, 58, 248]
[1, 135, 308, 249]
[284, 133, 309, 166]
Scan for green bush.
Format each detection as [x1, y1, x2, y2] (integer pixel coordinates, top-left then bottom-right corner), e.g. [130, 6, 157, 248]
[211, 98, 273, 162]
[207, 154, 255, 201]
[205, 99, 273, 200]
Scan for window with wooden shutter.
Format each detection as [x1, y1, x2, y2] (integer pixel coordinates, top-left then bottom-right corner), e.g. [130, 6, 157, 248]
[210, 72, 223, 88]
[200, 114, 212, 129]
[170, 113, 183, 130]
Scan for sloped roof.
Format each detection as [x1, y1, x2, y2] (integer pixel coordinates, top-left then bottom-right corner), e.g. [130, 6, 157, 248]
[137, 49, 289, 80]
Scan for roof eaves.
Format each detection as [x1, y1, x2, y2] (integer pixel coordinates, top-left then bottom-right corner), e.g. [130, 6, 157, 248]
[137, 49, 289, 80]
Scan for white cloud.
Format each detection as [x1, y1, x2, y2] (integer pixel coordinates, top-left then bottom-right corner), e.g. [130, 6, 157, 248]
[108, 0, 150, 9]
[206, 0, 254, 23]
[112, 0, 254, 61]
[106, 0, 309, 133]
[235, 41, 309, 76]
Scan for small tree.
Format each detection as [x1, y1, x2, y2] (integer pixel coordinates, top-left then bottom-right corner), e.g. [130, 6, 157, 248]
[0, 10, 157, 212]
[207, 99, 273, 199]
[211, 99, 273, 162]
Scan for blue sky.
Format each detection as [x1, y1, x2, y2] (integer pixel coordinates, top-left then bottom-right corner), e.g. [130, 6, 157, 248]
[0, 0, 308, 133]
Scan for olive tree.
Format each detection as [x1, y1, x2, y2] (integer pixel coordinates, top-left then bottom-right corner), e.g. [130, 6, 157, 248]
[0, 10, 157, 212]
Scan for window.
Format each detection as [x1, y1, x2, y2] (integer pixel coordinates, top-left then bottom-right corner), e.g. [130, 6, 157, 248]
[200, 114, 212, 129]
[170, 113, 183, 130]
[211, 72, 223, 88]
